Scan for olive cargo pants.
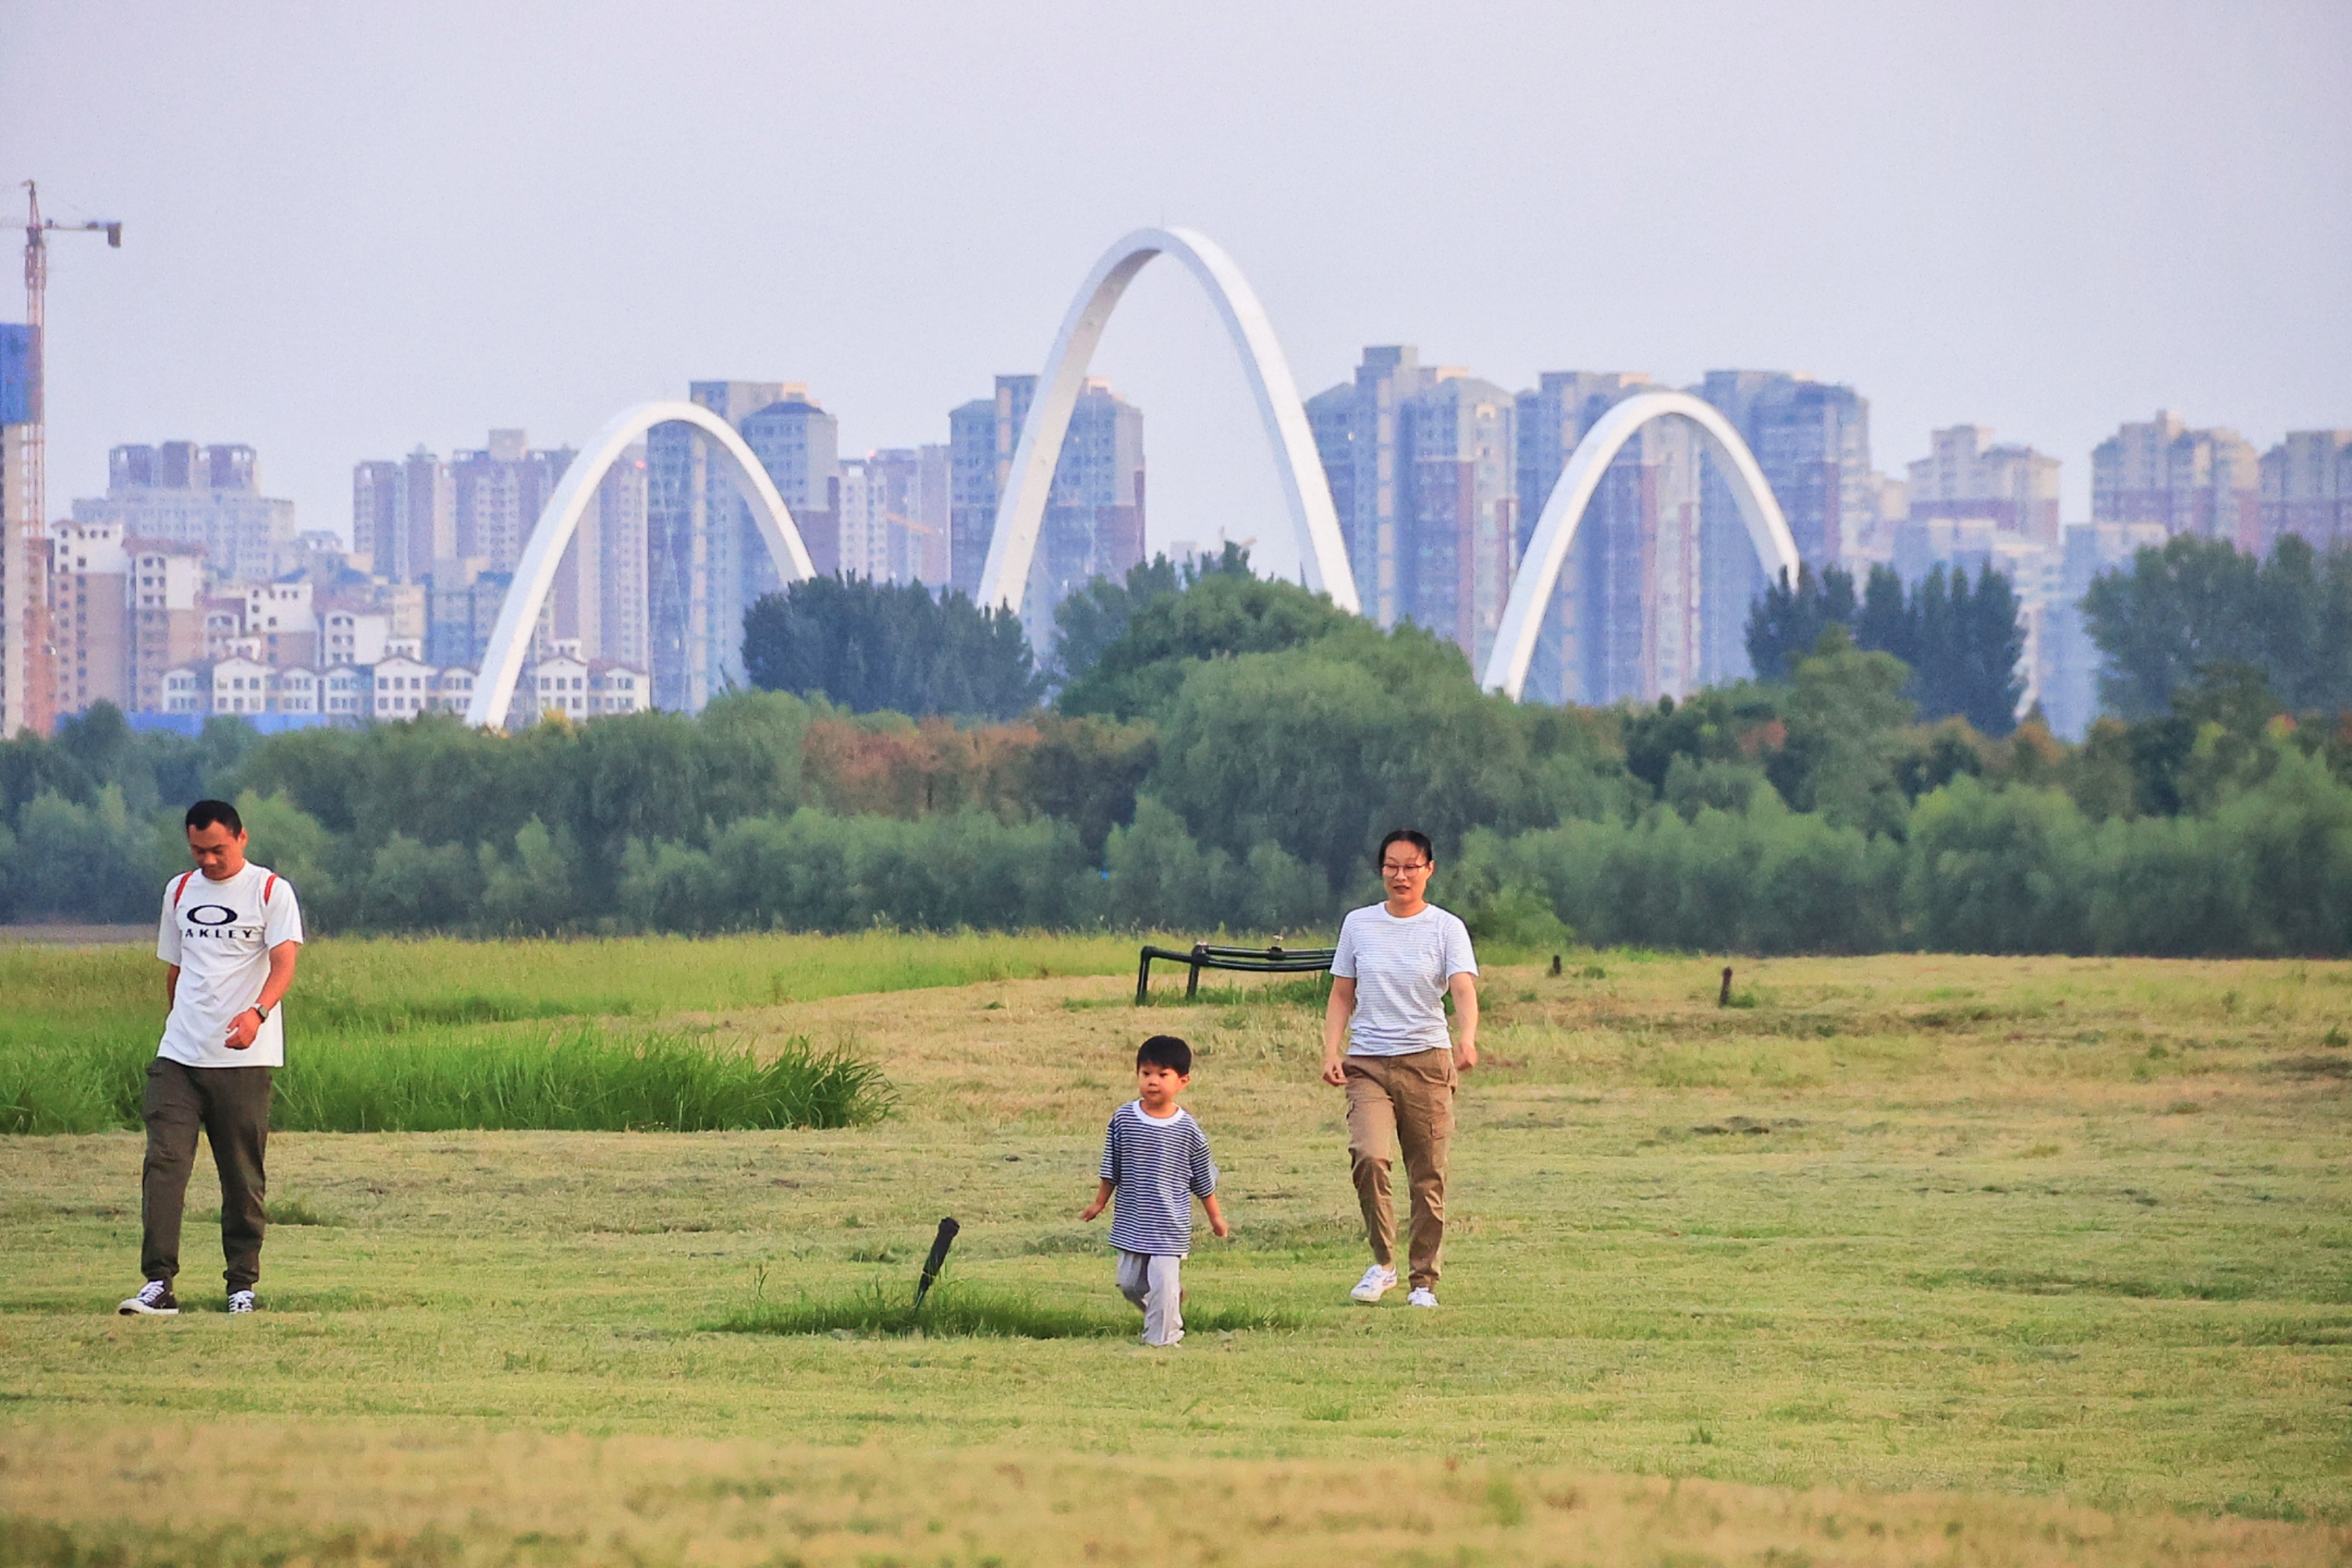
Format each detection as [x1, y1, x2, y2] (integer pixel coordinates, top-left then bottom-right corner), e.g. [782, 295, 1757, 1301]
[140, 1057, 274, 1293]
[1344, 1047, 1456, 1291]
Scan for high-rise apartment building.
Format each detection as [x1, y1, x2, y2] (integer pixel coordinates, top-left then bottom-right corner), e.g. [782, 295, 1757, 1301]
[451, 431, 571, 574]
[1396, 373, 1514, 666]
[556, 442, 648, 673]
[1513, 371, 1654, 703]
[1, 322, 36, 736]
[1697, 371, 1873, 569]
[2260, 431, 2352, 551]
[739, 389, 841, 583]
[1316, 354, 1835, 702]
[948, 375, 1035, 596]
[1034, 380, 1146, 629]
[128, 542, 205, 714]
[1307, 346, 1429, 629]
[2092, 411, 2260, 549]
[47, 520, 130, 715]
[1905, 426, 2061, 544]
[647, 383, 839, 710]
[71, 442, 295, 585]
[945, 376, 1146, 629]
[352, 447, 453, 582]
[2041, 521, 2168, 740]
[839, 446, 951, 587]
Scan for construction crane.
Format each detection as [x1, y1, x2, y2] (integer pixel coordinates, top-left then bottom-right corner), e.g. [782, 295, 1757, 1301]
[10, 181, 121, 734]
[20, 180, 123, 564]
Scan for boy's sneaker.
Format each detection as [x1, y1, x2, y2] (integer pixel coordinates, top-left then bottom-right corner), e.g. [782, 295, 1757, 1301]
[1349, 1265, 1398, 1303]
[1407, 1287, 1440, 1309]
[118, 1281, 178, 1316]
[226, 1290, 257, 1315]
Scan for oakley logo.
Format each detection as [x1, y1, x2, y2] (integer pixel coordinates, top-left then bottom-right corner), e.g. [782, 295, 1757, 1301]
[185, 904, 239, 927]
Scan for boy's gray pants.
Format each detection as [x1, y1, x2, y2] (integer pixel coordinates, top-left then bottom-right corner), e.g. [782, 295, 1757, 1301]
[1115, 1249, 1184, 1345]
[141, 1057, 273, 1292]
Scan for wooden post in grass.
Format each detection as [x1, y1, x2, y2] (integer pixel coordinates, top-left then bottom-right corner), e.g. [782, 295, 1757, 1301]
[913, 1217, 959, 1311]
[1719, 966, 1734, 1006]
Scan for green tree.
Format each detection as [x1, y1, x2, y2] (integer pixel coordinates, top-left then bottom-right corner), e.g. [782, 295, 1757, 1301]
[1910, 563, 2026, 736]
[1049, 545, 1254, 687]
[2081, 535, 2264, 719]
[1056, 568, 1357, 722]
[1745, 565, 1858, 683]
[741, 576, 1043, 719]
[1768, 628, 1916, 836]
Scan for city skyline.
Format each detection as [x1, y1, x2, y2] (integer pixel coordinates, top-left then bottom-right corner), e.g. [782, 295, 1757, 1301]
[3, 2, 2345, 582]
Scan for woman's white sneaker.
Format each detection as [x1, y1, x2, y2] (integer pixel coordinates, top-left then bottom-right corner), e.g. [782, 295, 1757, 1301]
[1407, 1287, 1439, 1308]
[1349, 1265, 1398, 1303]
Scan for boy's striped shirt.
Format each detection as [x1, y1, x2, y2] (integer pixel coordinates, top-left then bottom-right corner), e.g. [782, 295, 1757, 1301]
[1099, 1101, 1217, 1257]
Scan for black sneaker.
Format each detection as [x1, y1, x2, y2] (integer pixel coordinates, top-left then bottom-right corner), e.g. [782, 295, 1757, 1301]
[119, 1280, 179, 1315]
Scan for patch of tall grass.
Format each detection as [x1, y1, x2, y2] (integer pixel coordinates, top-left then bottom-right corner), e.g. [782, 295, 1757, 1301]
[711, 1278, 1301, 1340]
[1, 928, 1140, 1135]
[0, 1028, 892, 1135]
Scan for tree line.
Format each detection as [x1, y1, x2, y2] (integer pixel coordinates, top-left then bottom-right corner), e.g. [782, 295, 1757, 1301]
[3, 541, 2347, 954]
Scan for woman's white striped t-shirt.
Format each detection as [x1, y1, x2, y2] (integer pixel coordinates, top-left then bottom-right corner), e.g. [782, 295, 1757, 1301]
[1331, 901, 1478, 1057]
[1099, 1101, 1217, 1257]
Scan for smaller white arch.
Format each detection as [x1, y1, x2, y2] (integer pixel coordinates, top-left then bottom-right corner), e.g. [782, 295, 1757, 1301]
[974, 227, 1360, 617]
[1480, 391, 1802, 700]
[466, 400, 816, 729]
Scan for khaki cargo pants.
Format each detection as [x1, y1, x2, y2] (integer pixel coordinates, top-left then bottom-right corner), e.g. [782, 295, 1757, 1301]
[1343, 1047, 1456, 1291]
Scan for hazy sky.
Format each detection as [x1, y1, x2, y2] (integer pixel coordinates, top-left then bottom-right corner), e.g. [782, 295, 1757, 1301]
[5, 0, 2348, 579]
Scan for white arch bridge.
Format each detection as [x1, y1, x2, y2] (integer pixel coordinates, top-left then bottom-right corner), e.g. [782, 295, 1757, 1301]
[468, 233, 1799, 727]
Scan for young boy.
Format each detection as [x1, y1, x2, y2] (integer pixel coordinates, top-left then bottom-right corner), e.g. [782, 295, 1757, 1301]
[1079, 1034, 1228, 1346]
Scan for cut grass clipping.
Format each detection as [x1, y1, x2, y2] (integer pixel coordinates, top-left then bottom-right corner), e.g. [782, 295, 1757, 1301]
[713, 1277, 1302, 1340]
[1, 1028, 892, 1135]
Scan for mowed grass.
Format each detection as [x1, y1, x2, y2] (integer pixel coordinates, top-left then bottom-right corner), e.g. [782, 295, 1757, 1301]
[1, 940, 2349, 1564]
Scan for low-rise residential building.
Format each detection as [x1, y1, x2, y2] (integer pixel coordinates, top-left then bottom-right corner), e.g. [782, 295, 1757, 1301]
[271, 665, 320, 716]
[587, 659, 647, 716]
[320, 665, 367, 716]
[527, 651, 591, 720]
[210, 654, 273, 716]
[160, 663, 208, 716]
[433, 665, 476, 715]
[370, 654, 437, 718]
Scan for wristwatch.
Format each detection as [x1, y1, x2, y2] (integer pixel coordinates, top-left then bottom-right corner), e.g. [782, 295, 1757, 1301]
[249, 1003, 271, 1024]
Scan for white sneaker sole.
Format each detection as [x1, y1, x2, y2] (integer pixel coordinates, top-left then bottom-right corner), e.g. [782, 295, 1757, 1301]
[117, 1300, 177, 1316]
[1349, 1278, 1397, 1304]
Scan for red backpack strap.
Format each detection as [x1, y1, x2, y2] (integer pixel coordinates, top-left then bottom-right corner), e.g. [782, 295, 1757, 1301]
[263, 873, 278, 905]
[171, 869, 199, 911]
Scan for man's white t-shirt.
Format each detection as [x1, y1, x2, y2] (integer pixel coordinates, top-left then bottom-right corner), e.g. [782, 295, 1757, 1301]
[1330, 901, 1478, 1057]
[155, 863, 304, 1069]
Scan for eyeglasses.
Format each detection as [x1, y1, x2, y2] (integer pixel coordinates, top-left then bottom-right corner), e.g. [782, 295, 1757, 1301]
[1380, 861, 1431, 876]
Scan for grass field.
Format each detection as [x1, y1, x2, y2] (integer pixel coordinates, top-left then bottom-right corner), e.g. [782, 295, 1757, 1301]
[1, 934, 2348, 1565]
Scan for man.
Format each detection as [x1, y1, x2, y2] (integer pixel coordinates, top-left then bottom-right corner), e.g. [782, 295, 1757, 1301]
[1321, 827, 1478, 1309]
[119, 799, 304, 1317]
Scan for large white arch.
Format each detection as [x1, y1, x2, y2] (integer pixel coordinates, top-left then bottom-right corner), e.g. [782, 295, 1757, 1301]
[465, 400, 816, 729]
[974, 227, 1360, 617]
[1480, 391, 1801, 700]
